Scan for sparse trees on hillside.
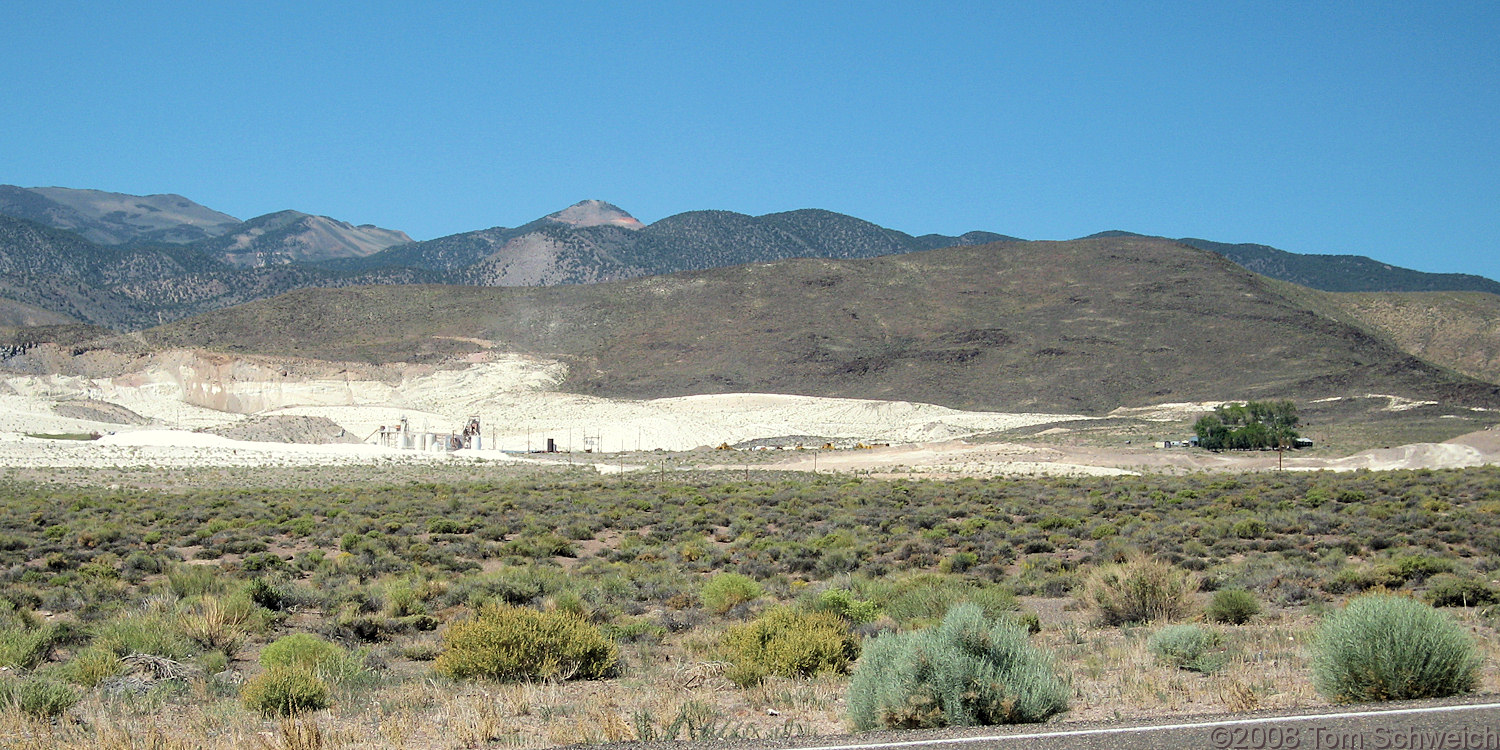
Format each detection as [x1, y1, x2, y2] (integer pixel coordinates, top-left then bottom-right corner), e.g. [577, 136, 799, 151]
[1194, 400, 1299, 451]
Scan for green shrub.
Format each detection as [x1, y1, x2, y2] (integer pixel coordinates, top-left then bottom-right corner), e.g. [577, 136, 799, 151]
[807, 589, 880, 624]
[601, 617, 667, 645]
[1014, 610, 1042, 635]
[872, 574, 1017, 625]
[167, 564, 226, 598]
[383, 580, 427, 618]
[847, 603, 1068, 730]
[427, 518, 474, 534]
[246, 577, 289, 611]
[0, 676, 80, 718]
[700, 573, 763, 615]
[198, 650, 229, 675]
[433, 604, 617, 682]
[63, 645, 124, 687]
[721, 608, 860, 687]
[1206, 589, 1261, 624]
[0, 624, 59, 670]
[260, 634, 362, 682]
[1385, 554, 1454, 585]
[1230, 518, 1266, 539]
[91, 612, 195, 660]
[1083, 557, 1197, 626]
[939, 551, 979, 574]
[240, 665, 331, 716]
[1148, 625, 1226, 673]
[1312, 594, 1481, 702]
[443, 566, 567, 608]
[1425, 575, 1499, 608]
[1090, 523, 1120, 540]
[1326, 565, 1386, 594]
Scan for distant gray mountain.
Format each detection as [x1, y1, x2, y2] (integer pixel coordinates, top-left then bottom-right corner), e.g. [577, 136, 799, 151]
[0, 186, 412, 269]
[199, 210, 413, 267]
[617, 209, 1020, 276]
[1083, 231, 1500, 295]
[0, 185, 242, 245]
[324, 200, 644, 285]
[1179, 238, 1500, 295]
[335, 201, 1021, 286]
[0, 214, 434, 329]
[5, 189, 1499, 333]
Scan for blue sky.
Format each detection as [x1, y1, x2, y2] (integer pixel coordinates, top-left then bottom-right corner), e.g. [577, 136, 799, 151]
[5, 2, 1498, 279]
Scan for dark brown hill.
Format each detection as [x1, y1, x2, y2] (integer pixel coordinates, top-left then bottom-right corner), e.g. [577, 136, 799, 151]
[145, 237, 1500, 414]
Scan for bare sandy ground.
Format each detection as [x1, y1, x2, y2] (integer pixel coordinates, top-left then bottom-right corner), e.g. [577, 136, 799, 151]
[3, 349, 1498, 477]
[746, 425, 1500, 478]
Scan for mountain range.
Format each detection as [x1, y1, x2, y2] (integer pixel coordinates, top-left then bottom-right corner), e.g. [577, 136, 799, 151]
[139, 236, 1500, 414]
[1, 185, 1497, 335]
[0, 186, 411, 268]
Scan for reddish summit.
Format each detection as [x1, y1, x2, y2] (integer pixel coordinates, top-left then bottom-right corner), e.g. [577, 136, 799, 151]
[544, 200, 644, 230]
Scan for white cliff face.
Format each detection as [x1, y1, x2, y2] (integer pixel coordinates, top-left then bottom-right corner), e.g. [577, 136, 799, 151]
[544, 200, 644, 230]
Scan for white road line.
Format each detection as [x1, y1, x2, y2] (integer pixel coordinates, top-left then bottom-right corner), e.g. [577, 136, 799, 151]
[792, 701, 1500, 750]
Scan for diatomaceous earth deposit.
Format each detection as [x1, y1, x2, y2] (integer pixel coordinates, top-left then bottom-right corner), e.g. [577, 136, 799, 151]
[5, 347, 1500, 478]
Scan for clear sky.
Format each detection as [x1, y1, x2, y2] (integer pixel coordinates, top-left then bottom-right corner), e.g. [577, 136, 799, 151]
[5, 2, 1497, 279]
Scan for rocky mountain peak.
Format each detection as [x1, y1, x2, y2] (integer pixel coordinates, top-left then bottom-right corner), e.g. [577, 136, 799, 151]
[544, 200, 644, 230]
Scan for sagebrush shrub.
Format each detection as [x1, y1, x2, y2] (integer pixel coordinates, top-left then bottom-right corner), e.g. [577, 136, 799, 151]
[847, 603, 1068, 730]
[0, 676, 80, 718]
[721, 607, 860, 687]
[1312, 593, 1481, 702]
[241, 665, 331, 716]
[1148, 624, 1226, 673]
[700, 573, 763, 615]
[1083, 557, 1197, 626]
[433, 604, 617, 682]
[1206, 589, 1261, 624]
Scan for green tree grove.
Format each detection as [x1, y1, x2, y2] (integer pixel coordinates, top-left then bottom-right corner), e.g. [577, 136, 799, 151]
[1194, 400, 1299, 451]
